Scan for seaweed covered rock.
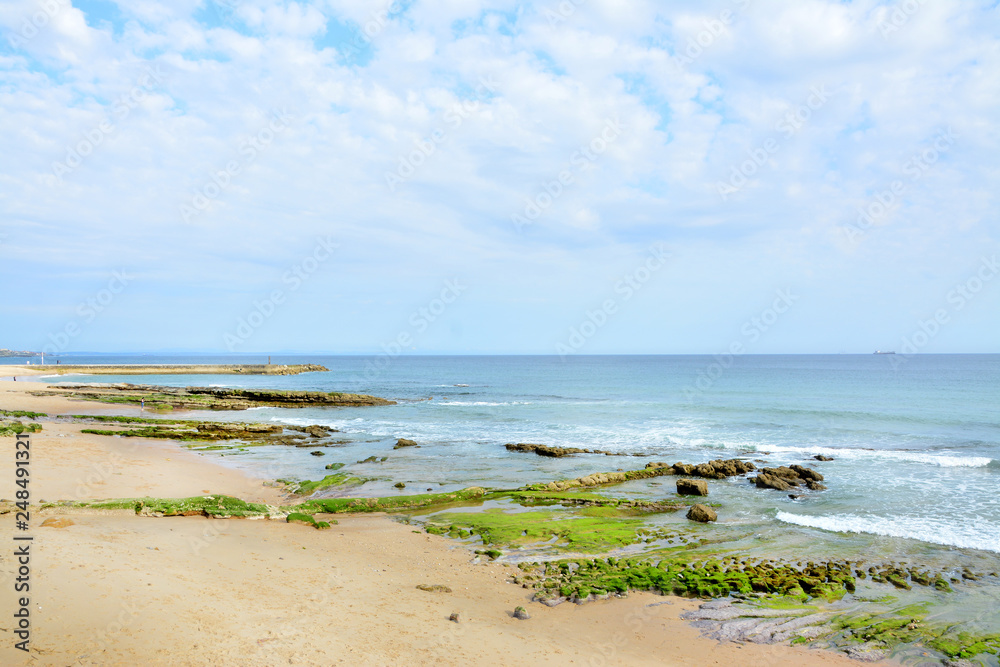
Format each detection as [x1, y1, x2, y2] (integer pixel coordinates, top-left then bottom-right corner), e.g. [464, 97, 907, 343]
[676, 479, 708, 496]
[687, 504, 717, 523]
[646, 459, 756, 479]
[506, 443, 583, 457]
[394, 438, 419, 449]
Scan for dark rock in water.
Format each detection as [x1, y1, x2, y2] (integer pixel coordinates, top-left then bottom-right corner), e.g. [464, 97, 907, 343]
[676, 479, 708, 496]
[394, 482, 406, 489]
[506, 443, 581, 457]
[754, 473, 793, 491]
[394, 438, 419, 449]
[753, 465, 829, 492]
[513, 606, 530, 620]
[647, 459, 755, 480]
[789, 494, 805, 500]
[789, 464, 823, 482]
[310, 450, 325, 456]
[506, 442, 630, 457]
[813, 455, 834, 461]
[686, 504, 717, 523]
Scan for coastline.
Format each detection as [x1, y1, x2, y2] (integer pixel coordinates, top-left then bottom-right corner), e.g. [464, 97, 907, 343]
[0, 376, 883, 666]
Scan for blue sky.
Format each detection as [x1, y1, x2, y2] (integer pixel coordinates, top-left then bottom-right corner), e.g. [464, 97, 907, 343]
[0, 0, 997, 355]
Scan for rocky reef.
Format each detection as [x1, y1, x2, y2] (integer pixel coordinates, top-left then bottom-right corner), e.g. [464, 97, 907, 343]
[505, 443, 644, 457]
[36, 383, 394, 411]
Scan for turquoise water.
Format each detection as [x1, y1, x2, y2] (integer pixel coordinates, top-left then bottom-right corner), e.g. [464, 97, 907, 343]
[16, 354, 1000, 555]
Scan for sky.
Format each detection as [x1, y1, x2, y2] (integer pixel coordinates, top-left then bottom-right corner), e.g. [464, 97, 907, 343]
[0, 0, 997, 356]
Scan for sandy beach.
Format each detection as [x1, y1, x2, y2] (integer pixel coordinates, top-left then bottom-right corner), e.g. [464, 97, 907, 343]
[0, 376, 882, 666]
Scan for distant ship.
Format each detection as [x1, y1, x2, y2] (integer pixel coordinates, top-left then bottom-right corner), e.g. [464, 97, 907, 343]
[874, 351, 896, 354]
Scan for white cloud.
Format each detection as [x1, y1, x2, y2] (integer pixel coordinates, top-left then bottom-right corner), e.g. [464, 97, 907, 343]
[0, 0, 997, 353]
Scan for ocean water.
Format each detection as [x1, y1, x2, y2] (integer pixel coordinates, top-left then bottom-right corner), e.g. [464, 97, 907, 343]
[17, 354, 1000, 558]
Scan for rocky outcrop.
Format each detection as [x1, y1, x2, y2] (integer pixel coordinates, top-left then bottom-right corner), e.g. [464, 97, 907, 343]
[813, 455, 834, 461]
[676, 479, 708, 496]
[686, 504, 717, 523]
[394, 438, 419, 449]
[504, 443, 638, 457]
[753, 465, 825, 491]
[38, 383, 395, 410]
[647, 459, 756, 479]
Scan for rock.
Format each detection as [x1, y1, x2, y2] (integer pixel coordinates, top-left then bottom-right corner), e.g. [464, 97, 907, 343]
[789, 465, 823, 482]
[310, 450, 325, 456]
[667, 459, 756, 479]
[513, 606, 530, 620]
[416, 584, 452, 593]
[506, 442, 626, 457]
[394, 482, 406, 489]
[844, 643, 889, 663]
[686, 504, 717, 523]
[788, 494, 805, 500]
[448, 612, 460, 623]
[813, 455, 834, 461]
[40, 517, 74, 528]
[754, 473, 793, 491]
[676, 479, 708, 496]
[394, 438, 419, 449]
[805, 480, 827, 491]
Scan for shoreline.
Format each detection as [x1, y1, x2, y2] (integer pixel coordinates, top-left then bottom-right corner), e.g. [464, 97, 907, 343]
[1, 378, 891, 666]
[1, 363, 328, 375]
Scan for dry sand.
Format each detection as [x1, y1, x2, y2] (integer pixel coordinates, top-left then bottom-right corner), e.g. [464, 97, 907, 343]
[0, 377, 887, 666]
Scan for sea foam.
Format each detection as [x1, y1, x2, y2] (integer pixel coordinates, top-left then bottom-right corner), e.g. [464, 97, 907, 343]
[776, 511, 1000, 553]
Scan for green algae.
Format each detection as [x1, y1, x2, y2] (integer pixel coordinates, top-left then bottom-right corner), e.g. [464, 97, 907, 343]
[281, 473, 374, 496]
[293, 487, 488, 515]
[1, 409, 47, 419]
[0, 421, 42, 436]
[79, 495, 273, 518]
[286, 512, 334, 529]
[505, 490, 685, 514]
[521, 466, 676, 492]
[424, 508, 647, 552]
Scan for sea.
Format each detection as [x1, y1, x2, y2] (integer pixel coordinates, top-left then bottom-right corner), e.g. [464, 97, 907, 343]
[6, 353, 1000, 634]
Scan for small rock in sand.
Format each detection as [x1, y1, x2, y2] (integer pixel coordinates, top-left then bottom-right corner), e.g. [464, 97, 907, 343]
[514, 606, 530, 620]
[416, 584, 452, 593]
